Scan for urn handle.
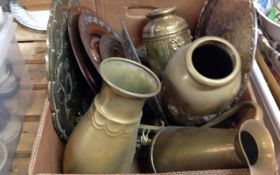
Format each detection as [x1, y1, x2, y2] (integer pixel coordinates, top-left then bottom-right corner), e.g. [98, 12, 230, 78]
[201, 101, 263, 128]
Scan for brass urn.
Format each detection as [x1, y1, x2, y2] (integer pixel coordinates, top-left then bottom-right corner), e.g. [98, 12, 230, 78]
[142, 6, 192, 77]
[162, 36, 242, 125]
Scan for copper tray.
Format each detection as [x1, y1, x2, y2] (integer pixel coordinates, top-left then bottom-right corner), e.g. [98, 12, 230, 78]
[68, 6, 100, 94]
[78, 12, 117, 70]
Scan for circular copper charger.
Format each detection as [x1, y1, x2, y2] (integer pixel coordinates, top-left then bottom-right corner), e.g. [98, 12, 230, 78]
[68, 6, 100, 94]
[78, 12, 117, 71]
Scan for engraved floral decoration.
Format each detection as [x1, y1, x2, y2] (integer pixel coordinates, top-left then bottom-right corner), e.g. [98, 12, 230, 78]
[48, 0, 93, 142]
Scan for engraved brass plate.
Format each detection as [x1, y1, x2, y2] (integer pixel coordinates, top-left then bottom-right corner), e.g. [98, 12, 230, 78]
[47, 0, 94, 142]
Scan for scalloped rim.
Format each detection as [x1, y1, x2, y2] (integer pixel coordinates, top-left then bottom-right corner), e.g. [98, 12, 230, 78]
[99, 57, 161, 99]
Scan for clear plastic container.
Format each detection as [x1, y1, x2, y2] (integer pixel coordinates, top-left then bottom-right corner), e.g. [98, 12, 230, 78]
[0, 10, 33, 175]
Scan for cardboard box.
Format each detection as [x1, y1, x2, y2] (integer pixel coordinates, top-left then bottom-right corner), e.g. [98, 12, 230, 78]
[28, 87, 257, 175]
[28, 0, 278, 174]
[79, 0, 205, 46]
[29, 100, 253, 175]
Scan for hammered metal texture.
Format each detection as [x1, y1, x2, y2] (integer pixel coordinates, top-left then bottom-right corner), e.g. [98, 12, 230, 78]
[195, 0, 257, 96]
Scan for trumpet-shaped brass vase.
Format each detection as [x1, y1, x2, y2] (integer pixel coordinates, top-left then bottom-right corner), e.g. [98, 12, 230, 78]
[150, 119, 276, 174]
[63, 58, 161, 174]
[162, 36, 242, 125]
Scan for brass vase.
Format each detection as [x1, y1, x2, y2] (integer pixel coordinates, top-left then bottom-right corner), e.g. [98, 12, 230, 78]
[142, 6, 192, 77]
[63, 58, 161, 174]
[161, 36, 242, 125]
[150, 119, 276, 174]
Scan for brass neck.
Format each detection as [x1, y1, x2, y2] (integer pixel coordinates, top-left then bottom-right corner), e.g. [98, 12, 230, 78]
[146, 6, 176, 18]
[94, 84, 145, 123]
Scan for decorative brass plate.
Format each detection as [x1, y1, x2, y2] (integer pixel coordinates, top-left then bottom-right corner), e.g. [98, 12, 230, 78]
[47, 0, 94, 142]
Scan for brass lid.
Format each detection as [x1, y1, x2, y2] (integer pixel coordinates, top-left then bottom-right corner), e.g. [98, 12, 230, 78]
[143, 6, 189, 38]
[146, 6, 176, 18]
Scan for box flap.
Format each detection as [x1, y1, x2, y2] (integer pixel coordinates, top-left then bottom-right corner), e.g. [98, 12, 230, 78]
[93, 0, 205, 46]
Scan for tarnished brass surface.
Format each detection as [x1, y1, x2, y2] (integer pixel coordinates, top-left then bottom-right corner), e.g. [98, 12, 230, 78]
[151, 127, 246, 172]
[63, 58, 161, 174]
[143, 6, 192, 76]
[150, 119, 276, 174]
[195, 0, 257, 98]
[162, 36, 242, 125]
[47, 0, 94, 142]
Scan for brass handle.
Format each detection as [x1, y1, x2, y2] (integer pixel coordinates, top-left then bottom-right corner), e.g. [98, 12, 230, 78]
[201, 101, 263, 128]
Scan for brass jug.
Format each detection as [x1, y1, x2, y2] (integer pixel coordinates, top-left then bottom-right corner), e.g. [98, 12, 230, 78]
[142, 6, 192, 77]
[161, 36, 242, 125]
[150, 119, 276, 174]
[63, 58, 161, 174]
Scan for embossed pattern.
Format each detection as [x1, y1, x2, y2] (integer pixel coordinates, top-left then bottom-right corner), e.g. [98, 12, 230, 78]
[47, 0, 93, 142]
[89, 106, 140, 137]
[144, 30, 192, 76]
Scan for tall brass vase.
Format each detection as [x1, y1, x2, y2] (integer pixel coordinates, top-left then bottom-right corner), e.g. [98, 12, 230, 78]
[63, 58, 161, 174]
[142, 6, 192, 76]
